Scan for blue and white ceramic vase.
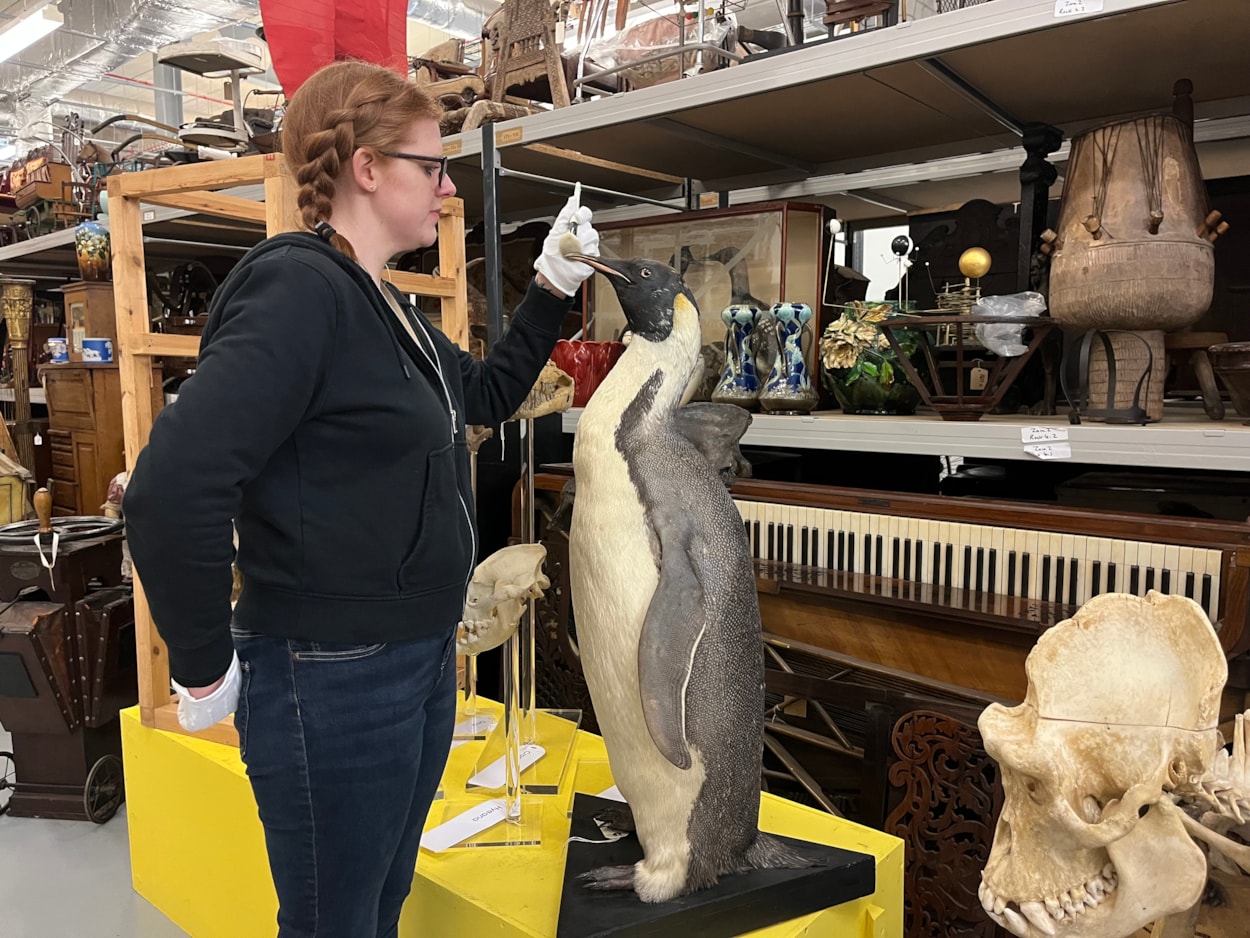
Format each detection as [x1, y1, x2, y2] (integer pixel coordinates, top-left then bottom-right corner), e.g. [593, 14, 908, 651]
[759, 302, 819, 415]
[711, 304, 761, 409]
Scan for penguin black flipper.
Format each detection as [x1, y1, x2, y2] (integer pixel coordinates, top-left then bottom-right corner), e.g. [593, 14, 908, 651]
[672, 403, 752, 484]
[637, 529, 706, 771]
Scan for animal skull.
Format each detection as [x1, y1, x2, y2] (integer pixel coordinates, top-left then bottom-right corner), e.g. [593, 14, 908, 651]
[978, 592, 1228, 938]
[457, 543, 549, 655]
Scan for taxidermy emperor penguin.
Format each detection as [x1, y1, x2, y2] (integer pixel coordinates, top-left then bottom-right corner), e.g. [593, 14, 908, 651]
[565, 254, 813, 903]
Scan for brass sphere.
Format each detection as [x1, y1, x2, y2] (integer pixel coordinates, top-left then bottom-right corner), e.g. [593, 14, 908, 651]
[959, 247, 992, 279]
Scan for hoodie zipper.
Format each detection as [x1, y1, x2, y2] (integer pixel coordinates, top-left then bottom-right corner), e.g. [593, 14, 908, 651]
[402, 301, 478, 593]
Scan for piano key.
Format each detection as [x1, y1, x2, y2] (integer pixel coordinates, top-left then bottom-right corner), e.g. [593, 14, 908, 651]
[1178, 547, 1195, 598]
[1148, 543, 1169, 593]
[893, 537, 902, 580]
[1130, 566, 1141, 595]
[990, 526, 1007, 601]
[945, 543, 955, 590]
[1163, 545, 1181, 596]
[963, 544, 973, 593]
[1091, 560, 1102, 597]
[786, 522, 794, 565]
[1202, 574, 1213, 619]
[1107, 562, 1117, 593]
[826, 530, 836, 571]
[753, 520, 761, 559]
[1185, 570, 1196, 600]
[1145, 568, 1156, 592]
[1204, 549, 1222, 620]
[875, 534, 884, 578]
[1160, 569, 1171, 593]
[976, 548, 986, 594]
[914, 539, 924, 583]
[800, 526, 809, 567]
[1041, 556, 1052, 603]
[1068, 560, 1079, 606]
[1007, 552, 1017, 597]
[902, 540, 912, 581]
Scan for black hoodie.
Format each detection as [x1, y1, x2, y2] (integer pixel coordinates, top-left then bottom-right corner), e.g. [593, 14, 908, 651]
[124, 232, 573, 687]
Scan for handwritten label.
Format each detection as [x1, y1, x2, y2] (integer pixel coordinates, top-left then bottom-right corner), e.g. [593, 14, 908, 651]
[442, 139, 463, 157]
[420, 799, 507, 852]
[1024, 442, 1072, 460]
[1021, 426, 1069, 443]
[1055, 0, 1104, 17]
[467, 743, 545, 789]
[497, 127, 524, 146]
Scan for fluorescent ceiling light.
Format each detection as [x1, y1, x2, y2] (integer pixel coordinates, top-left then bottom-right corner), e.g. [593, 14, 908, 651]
[0, 6, 64, 65]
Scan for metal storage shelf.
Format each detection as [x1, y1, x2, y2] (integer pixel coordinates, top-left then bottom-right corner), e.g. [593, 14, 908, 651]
[441, 0, 1248, 219]
[560, 405, 1250, 472]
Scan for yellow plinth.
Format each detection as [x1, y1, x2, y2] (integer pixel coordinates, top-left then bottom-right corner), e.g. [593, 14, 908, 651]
[121, 706, 903, 938]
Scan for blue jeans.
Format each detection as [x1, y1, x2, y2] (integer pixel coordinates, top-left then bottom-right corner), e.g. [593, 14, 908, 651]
[231, 625, 457, 938]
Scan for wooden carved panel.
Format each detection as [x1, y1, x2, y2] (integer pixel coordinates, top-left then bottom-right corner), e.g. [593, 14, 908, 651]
[885, 709, 1006, 938]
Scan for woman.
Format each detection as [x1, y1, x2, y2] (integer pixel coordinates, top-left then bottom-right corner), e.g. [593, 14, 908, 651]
[123, 60, 599, 938]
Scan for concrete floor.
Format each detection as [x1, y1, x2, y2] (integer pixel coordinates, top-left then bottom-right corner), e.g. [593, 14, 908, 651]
[0, 723, 189, 938]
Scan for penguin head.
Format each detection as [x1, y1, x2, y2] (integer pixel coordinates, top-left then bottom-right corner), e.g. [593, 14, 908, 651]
[567, 255, 697, 344]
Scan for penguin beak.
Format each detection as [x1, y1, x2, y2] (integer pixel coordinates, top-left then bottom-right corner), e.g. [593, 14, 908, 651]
[567, 254, 630, 282]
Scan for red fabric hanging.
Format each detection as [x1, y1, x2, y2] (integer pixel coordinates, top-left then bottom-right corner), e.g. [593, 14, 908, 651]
[260, 0, 408, 98]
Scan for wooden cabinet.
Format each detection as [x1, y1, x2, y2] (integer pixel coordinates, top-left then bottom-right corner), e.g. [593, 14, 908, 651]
[59, 281, 118, 361]
[40, 364, 161, 516]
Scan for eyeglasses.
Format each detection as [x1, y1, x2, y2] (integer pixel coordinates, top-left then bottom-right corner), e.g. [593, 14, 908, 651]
[377, 150, 449, 187]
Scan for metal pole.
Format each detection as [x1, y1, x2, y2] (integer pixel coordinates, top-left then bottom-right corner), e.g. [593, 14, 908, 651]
[523, 418, 538, 743]
[483, 123, 505, 350]
[497, 167, 685, 212]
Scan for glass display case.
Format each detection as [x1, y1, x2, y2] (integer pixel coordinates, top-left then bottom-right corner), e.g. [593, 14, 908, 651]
[583, 201, 830, 350]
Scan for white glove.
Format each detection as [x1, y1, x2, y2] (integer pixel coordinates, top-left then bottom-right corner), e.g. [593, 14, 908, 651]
[533, 182, 600, 297]
[170, 650, 242, 732]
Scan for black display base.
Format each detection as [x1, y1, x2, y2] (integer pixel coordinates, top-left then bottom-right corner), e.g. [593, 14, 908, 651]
[557, 795, 875, 938]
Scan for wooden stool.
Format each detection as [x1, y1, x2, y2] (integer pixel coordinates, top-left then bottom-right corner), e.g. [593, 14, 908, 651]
[1165, 331, 1227, 420]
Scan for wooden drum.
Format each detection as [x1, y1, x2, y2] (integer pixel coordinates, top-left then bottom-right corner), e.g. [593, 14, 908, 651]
[1049, 114, 1214, 333]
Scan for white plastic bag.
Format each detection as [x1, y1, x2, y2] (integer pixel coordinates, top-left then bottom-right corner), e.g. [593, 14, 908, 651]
[973, 292, 1047, 357]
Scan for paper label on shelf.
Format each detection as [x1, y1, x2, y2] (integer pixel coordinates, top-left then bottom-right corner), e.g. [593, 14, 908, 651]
[1021, 426, 1069, 443]
[1054, 0, 1103, 17]
[497, 127, 524, 146]
[596, 785, 626, 803]
[698, 192, 719, 209]
[1024, 442, 1072, 460]
[468, 743, 545, 789]
[420, 799, 508, 852]
[442, 139, 463, 157]
[454, 714, 498, 737]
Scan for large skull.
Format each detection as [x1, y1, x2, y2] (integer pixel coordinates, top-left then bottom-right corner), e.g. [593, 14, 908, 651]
[978, 592, 1227, 937]
[457, 543, 549, 655]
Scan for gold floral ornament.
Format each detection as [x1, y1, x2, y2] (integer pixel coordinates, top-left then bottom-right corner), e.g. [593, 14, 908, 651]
[511, 360, 574, 420]
[819, 302, 896, 372]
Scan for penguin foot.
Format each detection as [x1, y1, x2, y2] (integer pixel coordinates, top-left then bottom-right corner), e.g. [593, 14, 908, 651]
[593, 804, 636, 834]
[578, 864, 637, 891]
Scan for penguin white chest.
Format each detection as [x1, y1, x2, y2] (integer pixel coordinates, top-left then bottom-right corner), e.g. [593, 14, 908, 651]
[569, 388, 708, 902]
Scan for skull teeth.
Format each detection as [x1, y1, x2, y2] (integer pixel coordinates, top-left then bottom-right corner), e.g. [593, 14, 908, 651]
[1019, 901, 1057, 936]
[983, 863, 1119, 928]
